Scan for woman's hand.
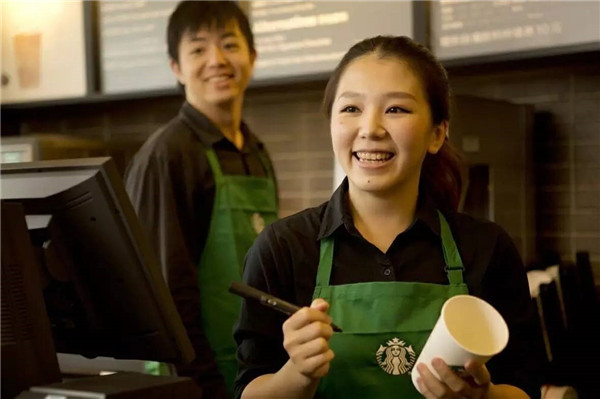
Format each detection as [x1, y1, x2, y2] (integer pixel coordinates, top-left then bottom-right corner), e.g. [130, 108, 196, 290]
[416, 358, 491, 399]
[282, 298, 335, 380]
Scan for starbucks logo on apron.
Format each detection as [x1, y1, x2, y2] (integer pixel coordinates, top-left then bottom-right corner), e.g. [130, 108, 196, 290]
[251, 212, 265, 234]
[375, 337, 416, 375]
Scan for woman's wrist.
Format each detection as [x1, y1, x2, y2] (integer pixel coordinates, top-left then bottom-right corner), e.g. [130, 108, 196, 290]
[280, 359, 319, 389]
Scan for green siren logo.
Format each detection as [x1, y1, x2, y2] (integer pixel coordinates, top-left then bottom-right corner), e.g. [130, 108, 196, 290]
[375, 337, 416, 375]
[252, 212, 265, 234]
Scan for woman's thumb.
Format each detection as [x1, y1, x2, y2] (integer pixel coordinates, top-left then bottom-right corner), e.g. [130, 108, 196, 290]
[310, 298, 330, 312]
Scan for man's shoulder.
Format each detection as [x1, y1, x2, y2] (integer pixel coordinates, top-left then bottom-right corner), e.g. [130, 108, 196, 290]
[125, 114, 209, 183]
[134, 115, 203, 163]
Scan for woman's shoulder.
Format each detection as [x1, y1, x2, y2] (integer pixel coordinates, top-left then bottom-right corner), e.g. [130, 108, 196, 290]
[450, 211, 511, 242]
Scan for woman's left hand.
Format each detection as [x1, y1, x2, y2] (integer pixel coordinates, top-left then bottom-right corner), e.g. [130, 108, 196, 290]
[416, 358, 491, 399]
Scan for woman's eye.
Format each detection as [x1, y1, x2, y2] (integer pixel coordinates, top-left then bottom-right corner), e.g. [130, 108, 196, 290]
[191, 48, 205, 55]
[341, 106, 359, 113]
[386, 106, 409, 114]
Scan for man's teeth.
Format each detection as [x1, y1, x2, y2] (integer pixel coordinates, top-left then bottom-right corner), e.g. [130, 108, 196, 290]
[355, 152, 392, 161]
[209, 75, 230, 82]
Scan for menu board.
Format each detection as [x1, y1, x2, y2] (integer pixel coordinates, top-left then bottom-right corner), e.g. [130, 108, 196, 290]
[98, 1, 177, 94]
[431, 0, 600, 61]
[250, 1, 414, 82]
[97, 1, 415, 93]
[1, 0, 88, 104]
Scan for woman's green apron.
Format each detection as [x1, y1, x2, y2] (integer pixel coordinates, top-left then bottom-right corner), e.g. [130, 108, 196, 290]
[313, 211, 469, 398]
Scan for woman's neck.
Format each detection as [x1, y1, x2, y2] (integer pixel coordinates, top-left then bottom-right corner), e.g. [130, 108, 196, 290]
[348, 183, 419, 253]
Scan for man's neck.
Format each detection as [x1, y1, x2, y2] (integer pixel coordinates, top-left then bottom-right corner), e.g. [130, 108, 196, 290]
[188, 96, 245, 150]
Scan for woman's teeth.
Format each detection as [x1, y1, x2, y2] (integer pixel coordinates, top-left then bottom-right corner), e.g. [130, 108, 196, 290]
[355, 151, 393, 162]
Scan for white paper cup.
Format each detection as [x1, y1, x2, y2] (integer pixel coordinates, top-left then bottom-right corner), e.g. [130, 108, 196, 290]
[411, 295, 509, 393]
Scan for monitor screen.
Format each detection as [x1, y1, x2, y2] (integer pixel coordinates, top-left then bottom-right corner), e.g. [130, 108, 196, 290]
[0, 157, 194, 365]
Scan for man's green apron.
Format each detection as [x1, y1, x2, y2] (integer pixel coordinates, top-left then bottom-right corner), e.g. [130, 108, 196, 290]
[197, 147, 278, 391]
[313, 211, 469, 398]
[146, 148, 277, 388]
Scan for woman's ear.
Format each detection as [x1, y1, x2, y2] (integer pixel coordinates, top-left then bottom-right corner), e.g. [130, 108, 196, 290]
[427, 120, 448, 155]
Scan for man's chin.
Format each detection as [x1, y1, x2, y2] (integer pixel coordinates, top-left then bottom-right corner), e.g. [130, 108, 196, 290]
[208, 92, 238, 106]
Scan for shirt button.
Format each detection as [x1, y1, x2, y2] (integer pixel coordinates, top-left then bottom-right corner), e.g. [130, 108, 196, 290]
[383, 268, 392, 276]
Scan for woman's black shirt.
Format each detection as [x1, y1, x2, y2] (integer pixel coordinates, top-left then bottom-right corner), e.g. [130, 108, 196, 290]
[233, 180, 541, 399]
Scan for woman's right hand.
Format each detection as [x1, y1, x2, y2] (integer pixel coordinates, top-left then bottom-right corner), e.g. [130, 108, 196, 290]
[282, 298, 335, 380]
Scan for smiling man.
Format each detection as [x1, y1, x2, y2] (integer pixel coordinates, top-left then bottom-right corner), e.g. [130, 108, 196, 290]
[124, 2, 278, 398]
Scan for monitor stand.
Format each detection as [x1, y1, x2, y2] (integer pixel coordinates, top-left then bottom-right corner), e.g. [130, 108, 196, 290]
[16, 372, 202, 399]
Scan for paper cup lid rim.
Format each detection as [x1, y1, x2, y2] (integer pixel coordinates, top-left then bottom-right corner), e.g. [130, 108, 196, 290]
[441, 295, 509, 356]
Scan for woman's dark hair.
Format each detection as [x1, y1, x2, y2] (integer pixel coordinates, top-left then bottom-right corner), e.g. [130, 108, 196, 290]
[322, 36, 464, 212]
[167, 1, 255, 62]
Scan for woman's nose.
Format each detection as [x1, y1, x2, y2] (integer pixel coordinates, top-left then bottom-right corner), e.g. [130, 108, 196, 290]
[359, 113, 386, 139]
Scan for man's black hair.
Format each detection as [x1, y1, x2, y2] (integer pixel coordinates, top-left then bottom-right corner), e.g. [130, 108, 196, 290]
[167, 1, 255, 62]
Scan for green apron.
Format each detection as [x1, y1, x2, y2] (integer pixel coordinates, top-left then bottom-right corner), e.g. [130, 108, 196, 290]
[146, 147, 277, 383]
[313, 211, 469, 398]
[197, 147, 278, 392]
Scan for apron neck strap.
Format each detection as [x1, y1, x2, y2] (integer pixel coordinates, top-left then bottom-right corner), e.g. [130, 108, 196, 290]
[205, 148, 224, 183]
[316, 236, 335, 287]
[315, 210, 465, 287]
[437, 210, 465, 286]
[255, 150, 274, 179]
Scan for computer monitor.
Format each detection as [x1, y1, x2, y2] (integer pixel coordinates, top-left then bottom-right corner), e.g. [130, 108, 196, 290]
[2, 201, 62, 398]
[0, 157, 195, 394]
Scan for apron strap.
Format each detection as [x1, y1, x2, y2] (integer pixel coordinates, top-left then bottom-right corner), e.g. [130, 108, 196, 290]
[316, 236, 335, 287]
[437, 210, 465, 286]
[255, 150, 275, 180]
[205, 148, 224, 184]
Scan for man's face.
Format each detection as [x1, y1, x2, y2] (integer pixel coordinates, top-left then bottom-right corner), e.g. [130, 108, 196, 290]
[171, 21, 255, 110]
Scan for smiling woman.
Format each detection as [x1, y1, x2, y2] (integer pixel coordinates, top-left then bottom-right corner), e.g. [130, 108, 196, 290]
[234, 35, 540, 399]
[329, 54, 446, 213]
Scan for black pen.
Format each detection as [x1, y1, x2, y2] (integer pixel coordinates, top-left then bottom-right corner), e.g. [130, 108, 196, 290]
[229, 281, 343, 332]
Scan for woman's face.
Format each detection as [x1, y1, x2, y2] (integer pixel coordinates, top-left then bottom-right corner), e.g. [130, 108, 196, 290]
[330, 53, 446, 198]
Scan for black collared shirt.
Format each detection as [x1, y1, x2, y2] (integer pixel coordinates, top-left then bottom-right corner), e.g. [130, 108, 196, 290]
[233, 180, 541, 399]
[125, 102, 275, 399]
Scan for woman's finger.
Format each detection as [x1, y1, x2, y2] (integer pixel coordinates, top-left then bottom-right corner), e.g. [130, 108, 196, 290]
[465, 360, 491, 386]
[431, 358, 473, 397]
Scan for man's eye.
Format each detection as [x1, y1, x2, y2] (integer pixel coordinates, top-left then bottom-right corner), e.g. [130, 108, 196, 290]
[223, 42, 239, 50]
[341, 106, 359, 113]
[386, 106, 410, 114]
[191, 48, 205, 55]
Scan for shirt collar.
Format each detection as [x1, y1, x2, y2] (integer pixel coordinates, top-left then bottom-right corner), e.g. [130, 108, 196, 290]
[317, 179, 348, 240]
[415, 197, 441, 236]
[317, 179, 441, 240]
[179, 101, 259, 152]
